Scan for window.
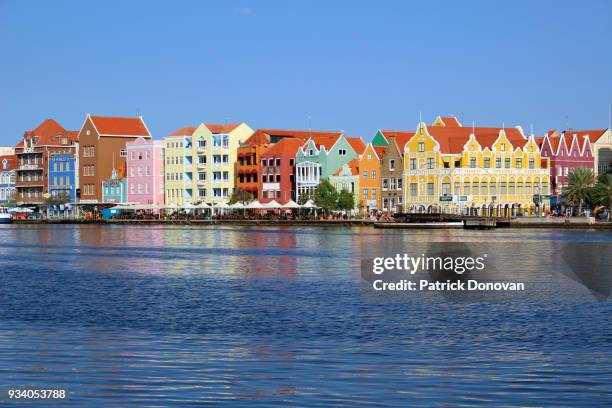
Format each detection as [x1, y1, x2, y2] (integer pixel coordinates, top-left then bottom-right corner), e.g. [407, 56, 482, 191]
[367, 154, 372, 160]
[427, 182, 434, 195]
[529, 159, 535, 169]
[500, 183, 507, 194]
[500, 143, 506, 152]
[463, 182, 470, 195]
[198, 139, 206, 148]
[371, 189, 376, 199]
[372, 170, 377, 179]
[390, 177, 396, 191]
[410, 183, 417, 196]
[495, 158, 501, 168]
[481, 182, 487, 194]
[509, 183, 515, 194]
[382, 178, 389, 190]
[427, 158, 435, 169]
[454, 183, 460, 195]
[490, 183, 497, 195]
[515, 158, 522, 168]
[418, 142, 424, 152]
[397, 178, 402, 190]
[130, 152, 134, 160]
[472, 183, 479, 194]
[363, 170, 368, 179]
[470, 158, 476, 168]
[389, 159, 396, 171]
[138, 167, 142, 176]
[484, 158, 491, 168]
[146, 166, 150, 176]
[505, 158, 511, 168]
[339, 149, 347, 156]
[442, 183, 451, 195]
[410, 158, 417, 170]
[517, 183, 523, 194]
[363, 188, 368, 199]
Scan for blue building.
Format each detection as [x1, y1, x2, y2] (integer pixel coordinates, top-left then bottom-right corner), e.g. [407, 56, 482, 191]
[48, 152, 77, 202]
[0, 155, 16, 204]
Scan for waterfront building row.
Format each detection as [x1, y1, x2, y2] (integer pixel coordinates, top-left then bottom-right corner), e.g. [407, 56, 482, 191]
[5, 114, 612, 217]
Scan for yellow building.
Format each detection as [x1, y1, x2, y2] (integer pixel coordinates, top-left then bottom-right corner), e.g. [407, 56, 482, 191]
[164, 123, 253, 205]
[403, 120, 551, 216]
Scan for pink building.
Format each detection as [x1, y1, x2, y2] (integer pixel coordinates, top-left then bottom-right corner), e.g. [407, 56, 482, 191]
[126, 138, 165, 205]
[538, 130, 594, 197]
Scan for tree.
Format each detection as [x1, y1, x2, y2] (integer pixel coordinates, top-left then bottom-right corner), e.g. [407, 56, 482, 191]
[228, 188, 254, 205]
[44, 192, 71, 206]
[337, 189, 355, 212]
[592, 173, 612, 210]
[313, 180, 339, 213]
[297, 191, 311, 206]
[563, 167, 594, 215]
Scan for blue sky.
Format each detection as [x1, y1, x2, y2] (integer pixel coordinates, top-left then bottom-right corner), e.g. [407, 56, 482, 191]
[1, 0, 611, 144]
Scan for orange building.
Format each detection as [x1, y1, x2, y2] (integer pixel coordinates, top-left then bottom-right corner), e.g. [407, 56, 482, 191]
[359, 143, 386, 213]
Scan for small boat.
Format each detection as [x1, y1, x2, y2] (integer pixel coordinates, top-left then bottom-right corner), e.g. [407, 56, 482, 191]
[0, 207, 12, 223]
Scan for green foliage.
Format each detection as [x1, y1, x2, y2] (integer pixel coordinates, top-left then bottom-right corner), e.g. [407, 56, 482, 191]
[337, 189, 355, 211]
[297, 191, 311, 206]
[314, 180, 339, 213]
[44, 192, 71, 206]
[228, 188, 254, 205]
[562, 167, 595, 213]
[592, 173, 612, 209]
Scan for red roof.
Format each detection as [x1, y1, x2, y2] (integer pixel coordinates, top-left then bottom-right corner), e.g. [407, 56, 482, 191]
[333, 158, 359, 176]
[90, 115, 150, 137]
[0, 155, 16, 171]
[261, 137, 305, 157]
[563, 129, 606, 143]
[18, 119, 78, 147]
[440, 116, 461, 127]
[380, 130, 416, 151]
[304, 134, 343, 151]
[243, 129, 342, 147]
[373, 145, 387, 159]
[424, 125, 526, 154]
[205, 123, 241, 134]
[347, 137, 366, 155]
[168, 126, 197, 137]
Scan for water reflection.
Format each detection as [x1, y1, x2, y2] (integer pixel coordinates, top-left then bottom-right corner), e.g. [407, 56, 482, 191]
[0, 225, 610, 406]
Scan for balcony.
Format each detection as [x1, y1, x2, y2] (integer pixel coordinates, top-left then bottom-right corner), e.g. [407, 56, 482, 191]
[197, 161, 207, 169]
[18, 163, 42, 171]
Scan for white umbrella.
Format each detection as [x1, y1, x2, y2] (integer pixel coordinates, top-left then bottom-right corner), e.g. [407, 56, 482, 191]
[213, 202, 229, 209]
[263, 200, 281, 209]
[282, 200, 300, 209]
[182, 203, 196, 209]
[196, 202, 211, 208]
[165, 203, 179, 209]
[246, 201, 264, 209]
[229, 202, 245, 209]
[302, 199, 317, 208]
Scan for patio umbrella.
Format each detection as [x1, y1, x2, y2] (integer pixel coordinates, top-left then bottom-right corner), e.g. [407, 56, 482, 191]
[213, 201, 229, 216]
[282, 200, 300, 209]
[246, 201, 263, 209]
[263, 200, 280, 209]
[302, 199, 317, 208]
[229, 202, 245, 209]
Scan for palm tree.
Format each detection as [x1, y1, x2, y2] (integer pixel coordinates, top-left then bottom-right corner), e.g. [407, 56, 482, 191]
[563, 167, 594, 215]
[592, 173, 612, 218]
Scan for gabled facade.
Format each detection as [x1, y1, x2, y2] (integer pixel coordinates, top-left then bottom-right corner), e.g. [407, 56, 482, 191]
[164, 123, 253, 205]
[380, 136, 405, 213]
[78, 115, 151, 203]
[15, 119, 78, 205]
[359, 143, 385, 212]
[259, 137, 304, 203]
[0, 155, 16, 204]
[294, 133, 360, 202]
[565, 129, 611, 176]
[403, 121, 550, 216]
[126, 138, 165, 205]
[539, 131, 594, 196]
[329, 158, 360, 207]
[102, 163, 127, 204]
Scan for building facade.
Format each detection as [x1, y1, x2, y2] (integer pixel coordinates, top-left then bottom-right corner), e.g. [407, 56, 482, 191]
[403, 121, 550, 216]
[102, 164, 128, 204]
[568, 129, 612, 175]
[78, 115, 151, 203]
[380, 136, 406, 213]
[15, 119, 78, 205]
[538, 131, 593, 198]
[164, 123, 253, 205]
[259, 137, 303, 203]
[295, 134, 364, 202]
[329, 158, 360, 208]
[359, 143, 386, 212]
[48, 152, 78, 202]
[0, 155, 16, 204]
[126, 138, 165, 205]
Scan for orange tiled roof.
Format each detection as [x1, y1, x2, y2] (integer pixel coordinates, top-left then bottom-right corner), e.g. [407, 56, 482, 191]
[333, 158, 359, 176]
[90, 116, 150, 137]
[261, 137, 305, 157]
[244, 129, 342, 147]
[18, 119, 78, 147]
[304, 134, 343, 151]
[0, 155, 16, 171]
[563, 129, 606, 144]
[373, 145, 387, 159]
[205, 123, 241, 134]
[168, 126, 197, 137]
[440, 116, 461, 127]
[347, 137, 366, 155]
[424, 125, 527, 154]
[380, 130, 416, 151]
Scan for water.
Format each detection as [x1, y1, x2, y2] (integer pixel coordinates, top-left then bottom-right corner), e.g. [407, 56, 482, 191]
[0, 225, 611, 406]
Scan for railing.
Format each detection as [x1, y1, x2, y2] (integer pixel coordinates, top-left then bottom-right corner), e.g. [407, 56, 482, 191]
[406, 168, 549, 177]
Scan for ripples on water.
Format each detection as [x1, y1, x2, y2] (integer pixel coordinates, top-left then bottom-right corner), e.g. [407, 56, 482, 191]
[0, 225, 611, 406]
